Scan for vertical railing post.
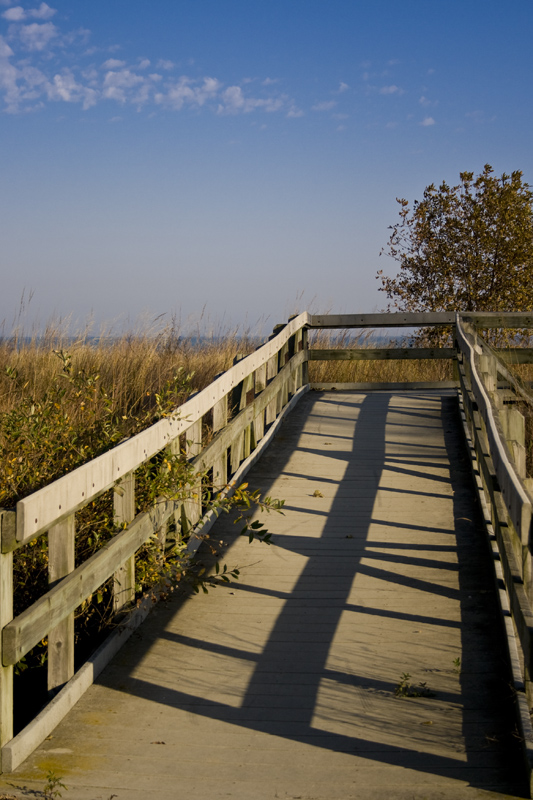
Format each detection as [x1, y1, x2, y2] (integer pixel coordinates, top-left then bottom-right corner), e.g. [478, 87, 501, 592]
[48, 515, 75, 692]
[451, 323, 460, 382]
[212, 394, 228, 489]
[302, 328, 309, 387]
[501, 407, 527, 480]
[0, 510, 14, 765]
[230, 355, 245, 475]
[113, 472, 136, 614]
[253, 364, 267, 444]
[240, 372, 255, 460]
[278, 341, 289, 411]
[185, 419, 203, 529]
[265, 353, 279, 425]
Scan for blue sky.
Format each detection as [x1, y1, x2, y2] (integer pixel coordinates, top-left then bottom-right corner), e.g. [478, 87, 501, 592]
[1, 0, 532, 335]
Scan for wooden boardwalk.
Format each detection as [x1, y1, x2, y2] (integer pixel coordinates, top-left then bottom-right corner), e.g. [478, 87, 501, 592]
[0, 390, 527, 799]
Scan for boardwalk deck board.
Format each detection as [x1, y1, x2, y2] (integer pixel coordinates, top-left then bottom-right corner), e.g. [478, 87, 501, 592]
[0, 390, 527, 799]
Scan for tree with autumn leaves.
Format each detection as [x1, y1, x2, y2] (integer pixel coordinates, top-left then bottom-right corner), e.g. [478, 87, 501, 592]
[378, 165, 533, 313]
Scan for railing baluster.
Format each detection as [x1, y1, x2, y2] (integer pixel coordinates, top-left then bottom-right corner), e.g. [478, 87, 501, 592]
[113, 472, 136, 614]
[265, 354, 279, 425]
[185, 420, 203, 529]
[253, 364, 267, 443]
[501, 407, 527, 479]
[212, 394, 228, 489]
[47, 515, 75, 692]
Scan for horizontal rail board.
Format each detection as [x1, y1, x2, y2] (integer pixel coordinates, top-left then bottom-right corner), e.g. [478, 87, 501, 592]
[461, 313, 533, 328]
[310, 381, 458, 391]
[309, 348, 455, 361]
[15, 313, 311, 543]
[499, 349, 533, 365]
[307, 312, 455, 328]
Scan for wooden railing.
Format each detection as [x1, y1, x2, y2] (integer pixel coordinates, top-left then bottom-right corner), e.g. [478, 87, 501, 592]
[2, 310, 533, 774]
[455, 314, 533, 775]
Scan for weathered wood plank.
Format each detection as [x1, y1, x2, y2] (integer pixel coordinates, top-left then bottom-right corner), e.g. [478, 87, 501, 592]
[265, 353, 279, 425]
[185, 420, 203, 530]
[113, 473, 136, 614]
[47, 515, 75, 692]
[461, 312, 533, 328]
[310, 381, 458, 391]
[499, 349, 533, 365]
[309, 348, 455, 361]
[308, 312, 455, 328]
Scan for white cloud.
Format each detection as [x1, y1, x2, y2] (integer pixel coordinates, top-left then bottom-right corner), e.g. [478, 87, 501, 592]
[48, 70, 97, 109]
[157, 59, 174, 71]
[30, 3, 56, 20]
[217, 84, 286, 114]
[138, 58, 150, 70]
[17, 21, 57, 51]
[419, 95, 431, 107]
[102, 68, 144, 103]
[262, 77, 278, 85]
[421, 116, 435, 126]
[2, 6, 24, 20]
[0, 32, 13, 58]
[5, 3, 56, 20]
[337, 81, 349, 93]
[102, 58, 125, 69]
[379, 85, 403, 95]
[156, 75, 222, 110]
[0, 34, 21, 111]
[311, 100, 336, 111]
[287, 106, 304, 118]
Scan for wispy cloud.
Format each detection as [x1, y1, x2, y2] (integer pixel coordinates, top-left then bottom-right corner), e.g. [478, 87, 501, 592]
[156, 59, 174, 71]
[379, 84, 403, 95]
[15, 21, 57, 50]
[311, 100, 336, 111]
[102, 58, 125, 70]
[287, 105, 304, 118]
[421, 116, 435, 126]
[217, 84, 286, 114]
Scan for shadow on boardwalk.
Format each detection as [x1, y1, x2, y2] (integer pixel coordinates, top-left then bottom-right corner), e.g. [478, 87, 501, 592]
[2, 391, 528, 800]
